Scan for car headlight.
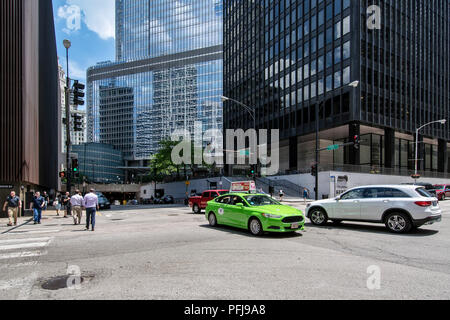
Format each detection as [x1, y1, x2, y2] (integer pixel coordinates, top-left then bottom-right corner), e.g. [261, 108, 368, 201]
[262, 213, 282, 219]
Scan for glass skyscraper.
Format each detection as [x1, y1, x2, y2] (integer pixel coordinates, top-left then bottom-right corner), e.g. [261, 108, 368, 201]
[223, 0, 450, 176]
[87, 0, 223, 165]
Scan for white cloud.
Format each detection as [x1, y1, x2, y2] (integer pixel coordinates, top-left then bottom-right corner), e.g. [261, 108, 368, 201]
[69, 60, 87, 81]
[58, 0, 115, 40]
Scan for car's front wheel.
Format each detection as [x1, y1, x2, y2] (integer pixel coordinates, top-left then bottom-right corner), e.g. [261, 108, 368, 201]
[193, 204, 200, 214]
[248, 218, 264, 236]
[208, 212, 218, 227]
[309, 208, 328, 226]
[385, 212, 412, 233]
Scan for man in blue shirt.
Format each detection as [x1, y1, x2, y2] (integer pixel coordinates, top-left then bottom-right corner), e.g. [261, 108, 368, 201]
[30, 191, 45, 225]
[2, 191, 22, 227]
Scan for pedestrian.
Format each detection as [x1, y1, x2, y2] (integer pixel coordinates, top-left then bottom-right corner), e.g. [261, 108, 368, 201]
[84, 189, 99, 231]
[2, 191, 22, 227]
[70, 190, 84, 225]
[279, 189, 284, 201]
[30, 191, 45, 225]
[62, 191, 71, 218]
[53, 193, 62, 216]
[303, 188, 309, 205]
[42, 191, 49, 211]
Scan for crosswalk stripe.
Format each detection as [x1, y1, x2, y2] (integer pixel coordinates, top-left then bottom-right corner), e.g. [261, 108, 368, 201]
[0, 237, 52, 245]
[0, 250, 48, 260]
[0, 241, 51, 251]
[7, 229, 60, 235]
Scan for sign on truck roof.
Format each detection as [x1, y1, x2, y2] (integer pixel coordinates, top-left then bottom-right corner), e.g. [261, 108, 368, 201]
[230, 181, 257, 193]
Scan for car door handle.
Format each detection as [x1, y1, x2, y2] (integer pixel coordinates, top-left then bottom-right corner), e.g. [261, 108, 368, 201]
[383, 200, 389, 203]
[353, 200, 360, 203]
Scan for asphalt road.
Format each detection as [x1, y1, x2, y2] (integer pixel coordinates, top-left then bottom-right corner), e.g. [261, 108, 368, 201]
[1, 201, 449, 300]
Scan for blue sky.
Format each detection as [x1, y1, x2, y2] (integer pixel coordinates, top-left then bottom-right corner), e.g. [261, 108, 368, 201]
[53, 0, 116, 86]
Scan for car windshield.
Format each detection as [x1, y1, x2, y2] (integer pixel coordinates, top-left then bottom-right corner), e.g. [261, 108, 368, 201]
[434, 185, 445, 189]
[416, 188, 433, 198]
[244, 195, 280, 206]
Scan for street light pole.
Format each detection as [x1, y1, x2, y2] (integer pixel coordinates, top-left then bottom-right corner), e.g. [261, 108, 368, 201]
[63, 39, 72, 194]
[221, 96, 257, 176]
[414, 119, 447, 182]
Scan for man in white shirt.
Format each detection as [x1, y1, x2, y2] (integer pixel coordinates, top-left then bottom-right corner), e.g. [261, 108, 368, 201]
[70, 190, 84, 225]
[84, 189, 99, 231]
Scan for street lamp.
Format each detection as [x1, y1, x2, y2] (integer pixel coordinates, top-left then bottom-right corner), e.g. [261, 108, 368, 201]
[221, 96, 256, 128]
[315, 81, 360, 200]
[63, 39, 72, 194]
[221, 96, 257, 176]
[414, 119, 447, 181]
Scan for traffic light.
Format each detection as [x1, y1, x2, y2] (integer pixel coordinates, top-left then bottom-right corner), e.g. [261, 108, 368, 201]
[72, 80, 85, 106]
[250, 164, 257, 178]
[353, 135, 360, 149]
[71, 158, 79, 177]
[73, 113, 83, 132]
[311, 164, 317, 177]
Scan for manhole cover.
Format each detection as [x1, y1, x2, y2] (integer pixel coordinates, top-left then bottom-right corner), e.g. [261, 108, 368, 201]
[41, 274, 94, 290]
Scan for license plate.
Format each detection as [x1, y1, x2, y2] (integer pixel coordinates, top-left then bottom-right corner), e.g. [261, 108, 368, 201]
[291, 223, 299, 229]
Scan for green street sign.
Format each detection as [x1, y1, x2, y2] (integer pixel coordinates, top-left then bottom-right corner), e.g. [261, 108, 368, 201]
[326, 144, 340, 151]
[239, 150, 250, 156]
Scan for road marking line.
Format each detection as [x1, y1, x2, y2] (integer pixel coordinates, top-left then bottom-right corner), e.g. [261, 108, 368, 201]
[0, 250, 48, 260]
[0, 237, 52, 244]
[7, 229, 60, 235]
[0, 241, 51, 251]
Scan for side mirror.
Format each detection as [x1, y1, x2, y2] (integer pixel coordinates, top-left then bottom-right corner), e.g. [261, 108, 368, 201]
[335, 196, 341, 201]
[236, 203, 244, 207]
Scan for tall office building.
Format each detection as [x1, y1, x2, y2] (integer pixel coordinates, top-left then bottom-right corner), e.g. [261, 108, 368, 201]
[0, 0, 59, 204]
[87, 0, 224, 172]
[223, 0, 450, 176]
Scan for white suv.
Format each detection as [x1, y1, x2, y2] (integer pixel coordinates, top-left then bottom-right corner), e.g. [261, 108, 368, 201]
[306, 185, 442, 233]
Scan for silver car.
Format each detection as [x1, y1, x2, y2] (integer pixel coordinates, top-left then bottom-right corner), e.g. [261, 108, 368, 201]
[306, 185, 442, 233]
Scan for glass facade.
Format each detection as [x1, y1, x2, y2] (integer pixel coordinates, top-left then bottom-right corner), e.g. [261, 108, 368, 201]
[72, 143, 125, 184]
[88, 0, 223, 161]
[224, 0, 450, 174]
[116, 0, 223, 62]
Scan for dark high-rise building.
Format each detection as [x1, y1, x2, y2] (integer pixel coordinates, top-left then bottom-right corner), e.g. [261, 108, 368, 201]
[0, 0, 59, 204]
[224, 0, 450, 176]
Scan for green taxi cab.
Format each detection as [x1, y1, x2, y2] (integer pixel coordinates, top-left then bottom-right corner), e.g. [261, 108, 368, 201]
[205, 193, 305, 236]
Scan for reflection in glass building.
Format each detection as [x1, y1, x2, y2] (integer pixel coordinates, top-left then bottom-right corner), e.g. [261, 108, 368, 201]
[87, 0, 223, 170]
[223, 0, 450, 177]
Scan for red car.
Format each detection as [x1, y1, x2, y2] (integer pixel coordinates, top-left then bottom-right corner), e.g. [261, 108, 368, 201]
[434, 185, 450, 201]
[189, 189, 229, 214]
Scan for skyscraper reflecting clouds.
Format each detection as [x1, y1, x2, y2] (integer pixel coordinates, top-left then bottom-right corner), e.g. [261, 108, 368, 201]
[87, 0, 223, 164]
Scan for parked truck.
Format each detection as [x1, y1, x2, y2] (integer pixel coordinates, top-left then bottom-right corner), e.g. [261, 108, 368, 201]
[188, 189, 229, 214]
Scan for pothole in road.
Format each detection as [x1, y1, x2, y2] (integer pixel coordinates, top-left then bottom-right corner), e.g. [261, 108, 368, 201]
[40, 274, 95, 290]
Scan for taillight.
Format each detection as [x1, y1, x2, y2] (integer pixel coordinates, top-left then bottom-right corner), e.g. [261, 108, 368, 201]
[415, 201, 432, 207]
